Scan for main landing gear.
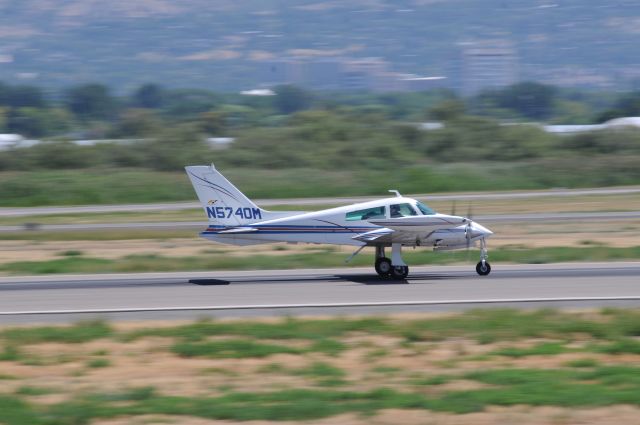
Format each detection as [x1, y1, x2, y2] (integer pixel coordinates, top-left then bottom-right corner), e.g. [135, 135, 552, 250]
[372, 239, 492, 279]
[476, 238, 491, 276]
[375, 244, 408, 279]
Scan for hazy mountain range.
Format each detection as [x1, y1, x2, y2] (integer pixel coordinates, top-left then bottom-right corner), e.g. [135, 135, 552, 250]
[1, 0, 639, 92]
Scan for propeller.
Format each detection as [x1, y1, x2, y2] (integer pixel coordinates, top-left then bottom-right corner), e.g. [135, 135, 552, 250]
[464, 203, 474, 250]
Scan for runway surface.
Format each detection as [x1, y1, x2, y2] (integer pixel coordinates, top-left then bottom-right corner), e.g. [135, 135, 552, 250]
[2, 186, 639, 217]
[0, 262, 639, 324]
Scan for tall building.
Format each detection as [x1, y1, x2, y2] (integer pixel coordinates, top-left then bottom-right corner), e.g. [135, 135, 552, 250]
[460, 40, 518, 95]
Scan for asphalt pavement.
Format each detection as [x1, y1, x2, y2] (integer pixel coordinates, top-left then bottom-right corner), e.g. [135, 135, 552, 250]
[0, 262, 638, 324]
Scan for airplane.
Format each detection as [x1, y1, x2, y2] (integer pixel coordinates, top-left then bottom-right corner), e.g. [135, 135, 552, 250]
[186, 164, 494, 279]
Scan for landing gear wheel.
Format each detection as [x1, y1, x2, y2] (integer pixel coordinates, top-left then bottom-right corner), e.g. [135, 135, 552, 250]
[476, 261, 491, 276]
[375, 257, 392, 277]
[390, 265, 409, 280]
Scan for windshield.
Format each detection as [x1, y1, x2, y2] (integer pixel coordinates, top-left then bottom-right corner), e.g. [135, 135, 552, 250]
[416, 201, 436, 215]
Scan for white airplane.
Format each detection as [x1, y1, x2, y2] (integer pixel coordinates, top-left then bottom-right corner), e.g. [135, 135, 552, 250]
[186, 164, 494, 279]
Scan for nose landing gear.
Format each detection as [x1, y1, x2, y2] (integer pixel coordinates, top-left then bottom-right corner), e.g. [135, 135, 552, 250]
[476, 238, 491, 276]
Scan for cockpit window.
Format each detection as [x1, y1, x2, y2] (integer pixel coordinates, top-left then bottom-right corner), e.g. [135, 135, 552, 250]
[346, 206, 386, 221]
[390, 203, 418, 218]
[416, 201, 436, 215]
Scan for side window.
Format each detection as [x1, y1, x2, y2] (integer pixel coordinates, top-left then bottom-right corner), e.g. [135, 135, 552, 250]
[346, 206, 386, 221]
[390, 203, 418, 218]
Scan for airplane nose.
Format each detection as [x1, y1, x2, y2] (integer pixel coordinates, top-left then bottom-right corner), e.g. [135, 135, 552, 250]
[471, 223, 493, 238]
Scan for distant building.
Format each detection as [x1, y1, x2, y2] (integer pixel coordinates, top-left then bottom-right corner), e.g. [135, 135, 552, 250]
[460, 40, 518, 95]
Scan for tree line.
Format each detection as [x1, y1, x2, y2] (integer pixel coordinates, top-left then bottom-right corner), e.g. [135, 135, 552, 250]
[0, 81, 639, 174]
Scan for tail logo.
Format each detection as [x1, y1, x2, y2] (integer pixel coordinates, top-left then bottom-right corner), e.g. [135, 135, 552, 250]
[208, 200, 218, 205]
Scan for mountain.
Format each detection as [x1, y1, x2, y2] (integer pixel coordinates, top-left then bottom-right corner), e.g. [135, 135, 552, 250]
[0, 0, 639, 91]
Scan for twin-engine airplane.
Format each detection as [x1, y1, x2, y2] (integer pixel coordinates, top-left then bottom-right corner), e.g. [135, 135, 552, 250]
[186, 165, 493, 279]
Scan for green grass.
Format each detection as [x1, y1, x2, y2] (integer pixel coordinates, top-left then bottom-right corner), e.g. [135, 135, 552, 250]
[590, 338, 640, 355]
[2, 162, 640, 207]
[409, 374, 453, 386]
[292, 362, 347, 387]
[2, 320, 112, 345]
[490, 342, 570, 358]
[15, 386, 56, 396]
[564, 358, 600, 368]
[171, 339, 304, 359]
[123, 317, 389, 343]
[7, 366, 640, 423]
[120, 310, 640, 348]
[86, 358, 111, 368]
[3, 246, 640, 274]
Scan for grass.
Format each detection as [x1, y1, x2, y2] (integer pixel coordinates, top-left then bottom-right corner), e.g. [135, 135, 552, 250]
[86, 358, 111, 368]
[3, 246, 640, 274]
[2, 164, 640, 207]
[490, 342, 570, 358]
[4, 368, 640, 423]
[15, 386, 56, 396]
[171, 339, 304, 359]
[123, 317, 389, 343]
[120, 310, 640, 347]
[292, 362, 347, 387]
[2, 320, 112, 345]
[2, 311, 640, 422]
[565, 358, 600, 368]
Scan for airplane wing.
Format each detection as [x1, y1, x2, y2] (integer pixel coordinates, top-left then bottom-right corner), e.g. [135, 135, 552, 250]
[354, 215, 467, 245]
[352, 228, 395, 243]
[367, 216, 466, 232]
[352, 228, 419, 244]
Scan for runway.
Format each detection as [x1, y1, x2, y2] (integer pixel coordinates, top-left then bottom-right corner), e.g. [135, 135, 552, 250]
[0, 262, 639, 324]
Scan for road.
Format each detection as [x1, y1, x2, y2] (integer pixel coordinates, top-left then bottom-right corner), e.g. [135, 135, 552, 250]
[2, 186, 640, 217]
[0, 262, 639, 324]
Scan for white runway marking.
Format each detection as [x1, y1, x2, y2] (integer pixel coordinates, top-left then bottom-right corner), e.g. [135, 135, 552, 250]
[3, 296, 640, 316]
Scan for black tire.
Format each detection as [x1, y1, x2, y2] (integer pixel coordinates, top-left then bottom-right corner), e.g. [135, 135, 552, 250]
[476, 261, 491, 276]
[375, 257, 392, 277]
[390, 265, 409, 280]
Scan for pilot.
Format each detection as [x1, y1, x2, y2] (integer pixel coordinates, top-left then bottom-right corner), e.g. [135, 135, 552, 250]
[390, 204, 401, 218]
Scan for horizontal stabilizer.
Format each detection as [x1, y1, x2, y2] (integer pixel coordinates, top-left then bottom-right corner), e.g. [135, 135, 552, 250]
[217, 227, 259, 234]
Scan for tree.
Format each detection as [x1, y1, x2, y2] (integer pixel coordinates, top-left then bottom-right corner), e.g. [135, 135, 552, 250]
[428, 99, 465, 122]
[113, 109, 161, 137]
[132, 84, 165, 109]
[494, 82, 557, 120]
[6, 108, 48, 137]
[8, 85, 47, 108]
[66, 84, 117, 120]
[198, 110, 227, 135]
[0, 83, 47, 108]
[163, 89, 218, 118]
[273, 85, 313, 115]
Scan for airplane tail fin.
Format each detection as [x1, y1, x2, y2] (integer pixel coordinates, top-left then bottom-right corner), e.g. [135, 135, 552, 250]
[185, 164, 287, 226]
